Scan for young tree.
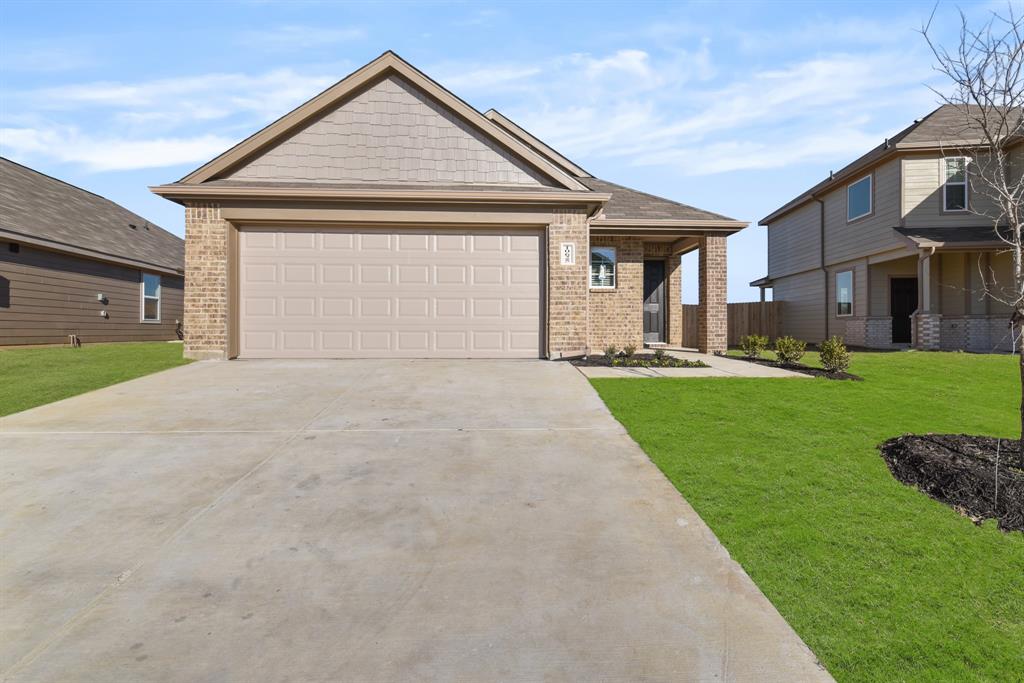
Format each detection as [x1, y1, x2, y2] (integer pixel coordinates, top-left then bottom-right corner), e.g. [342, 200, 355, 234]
[923, 5, 1024, 458]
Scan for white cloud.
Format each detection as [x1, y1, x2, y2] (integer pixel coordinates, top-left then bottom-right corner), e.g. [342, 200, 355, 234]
[0, 126, 236, 172]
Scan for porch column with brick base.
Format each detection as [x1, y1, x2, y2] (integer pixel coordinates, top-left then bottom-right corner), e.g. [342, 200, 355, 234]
[697, 234, 727, 354]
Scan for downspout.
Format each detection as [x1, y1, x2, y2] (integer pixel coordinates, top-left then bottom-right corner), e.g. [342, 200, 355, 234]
[815, 196, 828, 341]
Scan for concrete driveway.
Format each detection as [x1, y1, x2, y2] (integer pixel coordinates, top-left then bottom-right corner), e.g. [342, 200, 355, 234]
[1, 360, 831, 682]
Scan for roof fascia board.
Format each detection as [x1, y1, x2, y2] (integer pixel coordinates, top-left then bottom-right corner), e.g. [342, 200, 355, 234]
[484, 109, 593, 178]
[591, 218, 748, 229]
[178, 52, 589, 192]
[150, 184, 608, 206]
[0, 228, 183, 275]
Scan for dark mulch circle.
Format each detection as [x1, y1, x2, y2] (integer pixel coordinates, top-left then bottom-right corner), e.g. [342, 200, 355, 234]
[879, 434, 1024, 532]
[567, 353, 708, 369]
[732, 355, 862, 380]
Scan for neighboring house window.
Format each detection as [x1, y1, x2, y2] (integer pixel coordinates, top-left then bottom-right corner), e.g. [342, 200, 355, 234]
[142, 273, 161, 321]
[943, 156, 968, 211]
[836, 270, 853, 317]
[590, 246, 616, 289]
[847, 175, 872, 221]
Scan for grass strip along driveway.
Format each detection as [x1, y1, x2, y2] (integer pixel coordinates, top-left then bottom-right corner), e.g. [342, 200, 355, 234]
[591, 352, 1024, 683]
[0, 342, 190, 417]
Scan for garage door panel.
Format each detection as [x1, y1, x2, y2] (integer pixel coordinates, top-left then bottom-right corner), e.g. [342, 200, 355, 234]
[239, 228, 541, 358]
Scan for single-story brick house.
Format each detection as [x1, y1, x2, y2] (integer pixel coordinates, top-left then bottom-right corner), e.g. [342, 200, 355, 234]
[152, 51, 744, 360]
[1, 157, 184, 346]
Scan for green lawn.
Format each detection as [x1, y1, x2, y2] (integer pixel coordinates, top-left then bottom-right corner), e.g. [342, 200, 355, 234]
[591, 352, 1024, 683]
[0, 342, 191, 417]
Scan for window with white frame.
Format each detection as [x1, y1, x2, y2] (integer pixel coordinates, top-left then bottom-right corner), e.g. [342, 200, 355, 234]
[836, 270, 853, 317]
[590, 246, 616, 288]
[142, 273, 161, 322]
[847, 175, 872, 221]
[943, 156, 968, 211]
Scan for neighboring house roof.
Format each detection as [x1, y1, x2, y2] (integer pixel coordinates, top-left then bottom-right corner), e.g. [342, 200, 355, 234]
[0, 157, 183, 274]
[896, 225, 1008, 248]
[760, 104, 1020, 225]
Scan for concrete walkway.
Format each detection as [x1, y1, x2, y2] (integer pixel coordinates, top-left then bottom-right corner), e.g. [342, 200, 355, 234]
[577, 349, 811, 378]
[1, 360, 830, 682]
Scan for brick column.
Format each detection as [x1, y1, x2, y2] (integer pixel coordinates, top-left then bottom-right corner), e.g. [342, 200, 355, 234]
[914, 313, 942, 350]
[183, 202, 229, 360]
[697, 234, 727, 354]
[547, 208, 589, 357]
[667, 255, 682, 346]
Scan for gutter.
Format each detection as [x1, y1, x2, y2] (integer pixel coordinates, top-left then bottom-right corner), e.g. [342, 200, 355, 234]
[816, 196, 828, 340]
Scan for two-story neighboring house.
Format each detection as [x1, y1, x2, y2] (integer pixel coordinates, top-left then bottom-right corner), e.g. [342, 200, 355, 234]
[753, 105, 1015, 353]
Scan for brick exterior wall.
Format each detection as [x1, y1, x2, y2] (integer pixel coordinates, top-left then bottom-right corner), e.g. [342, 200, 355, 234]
[546, 208, 589, 357]
[940, 314, 1015, 352]
[179, 201, 730, 360]
[183, 202, 229, 360]
[588, 236, 644, 350]
[697, 235, 727, 354]
[914, 312, 942, 350]
[840, 316, 866, 347]
[864, 316, 894, 348]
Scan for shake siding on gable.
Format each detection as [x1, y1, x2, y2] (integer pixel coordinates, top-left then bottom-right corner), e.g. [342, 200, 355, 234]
[227, 75, 554, 187]
[767, 202, 820, 279]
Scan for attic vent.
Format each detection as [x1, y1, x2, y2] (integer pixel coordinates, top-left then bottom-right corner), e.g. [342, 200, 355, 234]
[129, 223, 137, 230]
[829, 170, 834, 180]
[884, 137, 890, 148]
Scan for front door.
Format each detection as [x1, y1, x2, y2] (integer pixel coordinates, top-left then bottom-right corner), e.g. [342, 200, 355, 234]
[643, 260, 666, 343]
[890, 277, 918, 344]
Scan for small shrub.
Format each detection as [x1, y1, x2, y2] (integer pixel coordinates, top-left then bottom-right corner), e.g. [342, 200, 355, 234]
[653, 348, 667, 365]
[739, 334, 769, 359]
[774, 336, 807, 365]
[603, 345, 619, 358]
[622, 344, 637, 358]
[819, 336, 851, 373]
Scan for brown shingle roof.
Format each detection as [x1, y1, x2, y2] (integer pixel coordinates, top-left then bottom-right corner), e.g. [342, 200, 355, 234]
[760, 104, 1022, 225]
[895, 225, 1007, 247]
[579, 177, 738, 222]
[1, 157, 183, 272]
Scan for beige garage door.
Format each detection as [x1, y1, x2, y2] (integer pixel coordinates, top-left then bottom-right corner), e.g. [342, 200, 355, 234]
[238, 228, 542, 358]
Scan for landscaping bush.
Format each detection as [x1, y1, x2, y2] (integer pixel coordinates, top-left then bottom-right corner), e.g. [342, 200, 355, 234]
[774, 336, 806, 365]
[739, 334, 769, 359]
[820, 336, 851, 373]
[622, 344, 637, 359]
[603, 344, 619, 358]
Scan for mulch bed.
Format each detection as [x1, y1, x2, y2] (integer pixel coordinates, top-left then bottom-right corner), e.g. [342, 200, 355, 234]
[568, 353, 708, 369]
[732, 355, 862, 381]
[879, 434, 1024, 532]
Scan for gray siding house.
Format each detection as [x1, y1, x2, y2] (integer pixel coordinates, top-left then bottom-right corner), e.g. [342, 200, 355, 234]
[754, 105, 1016, 352]
[0, 158, 185, 346]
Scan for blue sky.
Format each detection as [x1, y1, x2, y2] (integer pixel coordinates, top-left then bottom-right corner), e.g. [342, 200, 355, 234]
[0, 0, 1004, 301]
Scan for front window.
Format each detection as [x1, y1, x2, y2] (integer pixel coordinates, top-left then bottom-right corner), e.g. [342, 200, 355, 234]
[142, 273, 161, 321]
[836, 270, 853, 317]
[847, 175, 872, 221]
[590, 246, 616, 289]
[943, 156, 968, 211]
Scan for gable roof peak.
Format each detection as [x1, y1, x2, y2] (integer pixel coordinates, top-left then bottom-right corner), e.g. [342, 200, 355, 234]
[173, 51, 589, 192]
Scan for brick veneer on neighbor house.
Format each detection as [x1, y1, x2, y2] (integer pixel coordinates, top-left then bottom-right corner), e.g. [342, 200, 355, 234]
[183, 203, 229, 360]
[697, 235, 727, 354]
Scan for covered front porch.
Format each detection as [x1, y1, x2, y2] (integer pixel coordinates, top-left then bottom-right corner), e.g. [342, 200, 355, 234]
[855, 227, 1015, 352]
[586, 222, 736, 355]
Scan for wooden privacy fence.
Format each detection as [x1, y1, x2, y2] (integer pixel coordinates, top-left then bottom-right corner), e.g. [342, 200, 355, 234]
[681, 301, 781, 348]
